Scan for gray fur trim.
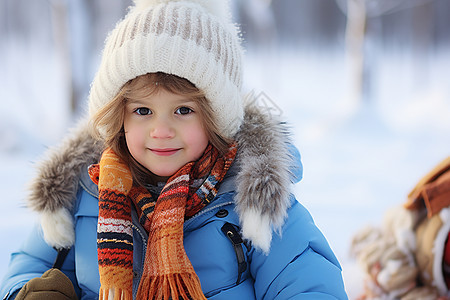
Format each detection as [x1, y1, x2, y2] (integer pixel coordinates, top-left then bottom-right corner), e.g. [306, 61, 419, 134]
[234, 105, 294, 252]
[27, 119, 103, 213]
[30, 106, 294, 251]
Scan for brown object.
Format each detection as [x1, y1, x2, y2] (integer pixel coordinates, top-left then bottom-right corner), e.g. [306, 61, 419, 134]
[15, 268, 78, 300]
[405, 157, 450, 218]
[415, 213, 444, 288]
[400, 286, 440, 300]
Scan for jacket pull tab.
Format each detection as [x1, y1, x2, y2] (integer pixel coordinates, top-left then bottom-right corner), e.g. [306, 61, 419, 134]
[52, 247, 71, 270]
[221, 223, 247, 285]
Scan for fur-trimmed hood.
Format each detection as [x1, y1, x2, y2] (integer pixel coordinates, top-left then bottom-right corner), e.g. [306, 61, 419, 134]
[28, 105, 302, 253]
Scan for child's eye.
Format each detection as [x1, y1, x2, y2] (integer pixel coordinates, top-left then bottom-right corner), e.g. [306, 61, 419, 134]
[175, 107, 193, 115]
[134, 107, 152, 115]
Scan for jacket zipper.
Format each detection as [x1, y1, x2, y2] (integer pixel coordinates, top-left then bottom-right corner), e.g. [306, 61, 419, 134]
[131, 199, 235, 298]
[131, 223, 147, 299]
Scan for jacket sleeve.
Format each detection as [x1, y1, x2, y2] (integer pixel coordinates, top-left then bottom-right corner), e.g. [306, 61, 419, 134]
[0, 225, 79, 299]
[250, 198, 348, 299]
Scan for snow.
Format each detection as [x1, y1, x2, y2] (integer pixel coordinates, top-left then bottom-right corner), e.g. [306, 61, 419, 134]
[1, 41, 450, 299]
[244, 49, 450, 298]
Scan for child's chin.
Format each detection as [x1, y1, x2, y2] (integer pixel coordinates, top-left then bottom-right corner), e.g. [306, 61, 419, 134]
[150, 167, 180, 179]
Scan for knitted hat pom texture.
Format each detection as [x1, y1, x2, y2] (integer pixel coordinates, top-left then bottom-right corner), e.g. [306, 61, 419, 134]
[89, 0, 244, 139]
[133, 0, 232, 21]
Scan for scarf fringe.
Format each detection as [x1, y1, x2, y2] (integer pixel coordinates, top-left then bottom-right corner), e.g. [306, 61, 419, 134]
[99, 287, 133, 300]
[137, 273, 207, 300]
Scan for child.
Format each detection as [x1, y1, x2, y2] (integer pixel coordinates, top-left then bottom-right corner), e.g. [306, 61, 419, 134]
[1, 0, 348, 299]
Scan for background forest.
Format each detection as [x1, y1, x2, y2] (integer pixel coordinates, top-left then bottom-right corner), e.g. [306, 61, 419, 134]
[1, 0, 450, 298]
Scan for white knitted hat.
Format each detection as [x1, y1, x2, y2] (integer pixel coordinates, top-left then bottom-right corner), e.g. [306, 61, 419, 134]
[89, 0, 244, 138]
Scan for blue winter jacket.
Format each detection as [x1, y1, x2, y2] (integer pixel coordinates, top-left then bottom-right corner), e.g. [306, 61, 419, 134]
[0, 109, 348, 299]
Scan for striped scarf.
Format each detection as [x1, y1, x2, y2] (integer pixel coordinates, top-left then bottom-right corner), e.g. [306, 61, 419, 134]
[89, 143, 237, 300]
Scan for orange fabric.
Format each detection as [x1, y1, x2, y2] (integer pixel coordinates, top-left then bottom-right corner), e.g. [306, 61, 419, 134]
[404, 157, 450, 218]
[91, 144, 237, 300]
[90, 149, 134, 299]
[137, 161, 206, 300]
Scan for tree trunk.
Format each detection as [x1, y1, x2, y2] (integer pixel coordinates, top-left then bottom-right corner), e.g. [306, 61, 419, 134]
[345, 0, 367, 103]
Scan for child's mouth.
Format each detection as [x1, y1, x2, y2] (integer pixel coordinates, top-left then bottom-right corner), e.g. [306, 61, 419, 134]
[150, 148, 181, 156]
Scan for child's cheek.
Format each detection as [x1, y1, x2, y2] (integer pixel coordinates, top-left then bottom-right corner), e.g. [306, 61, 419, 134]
[185, 123, 209, 156]
[125, 124, 147, 154]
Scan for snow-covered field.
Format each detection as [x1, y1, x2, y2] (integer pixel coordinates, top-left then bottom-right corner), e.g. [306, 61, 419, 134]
[1, 41, 449, 298]
[245, 48, 450, 297]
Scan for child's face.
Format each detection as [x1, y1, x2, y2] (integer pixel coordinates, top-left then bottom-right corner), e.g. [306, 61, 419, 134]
[123, 89, 209, 180]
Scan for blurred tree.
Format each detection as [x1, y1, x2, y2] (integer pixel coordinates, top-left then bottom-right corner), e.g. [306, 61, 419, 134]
[344, 0, 367, 103]
[48, 0, 131, 116]
[271, 0, 346, 48]
[233, 0, 277, 52]
[1, 0, 449, 117]
[335, 0, 435, 102]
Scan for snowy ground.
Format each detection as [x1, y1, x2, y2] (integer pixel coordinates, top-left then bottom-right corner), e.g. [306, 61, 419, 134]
[1, 43, 449, 299]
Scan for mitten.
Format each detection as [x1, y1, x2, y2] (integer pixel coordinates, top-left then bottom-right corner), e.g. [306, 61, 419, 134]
[15, 268, 78, 300]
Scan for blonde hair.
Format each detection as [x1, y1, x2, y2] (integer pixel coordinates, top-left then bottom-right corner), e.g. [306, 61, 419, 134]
[91, 72, 232, 185]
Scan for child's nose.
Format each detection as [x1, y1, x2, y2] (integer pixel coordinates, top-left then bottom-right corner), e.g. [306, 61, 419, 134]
[150, 118, 175, 139]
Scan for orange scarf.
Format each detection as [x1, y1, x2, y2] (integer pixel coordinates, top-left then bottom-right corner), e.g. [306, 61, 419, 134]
[89, 143, 237, 299]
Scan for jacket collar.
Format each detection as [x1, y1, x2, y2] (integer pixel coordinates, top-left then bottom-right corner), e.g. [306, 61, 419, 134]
[29, 104, 302, 253]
